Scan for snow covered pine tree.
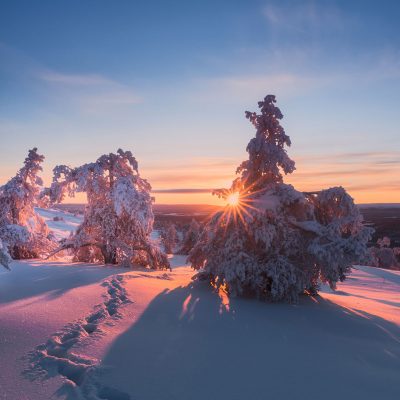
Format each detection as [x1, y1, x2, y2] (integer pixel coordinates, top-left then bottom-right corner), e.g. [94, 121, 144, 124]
[178, 219, 201, 255]
[48, 149, 169, 269]
[0, 148, 56, 269]
[370, 237, 399, 270]
[189, 95, 372, 302]
[161, 223, 178, 254]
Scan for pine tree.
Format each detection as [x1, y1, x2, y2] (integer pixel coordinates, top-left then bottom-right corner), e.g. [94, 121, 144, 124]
[370, 237, 399, 270]
[48, 149, 169, 269]
[237, 94, 295, 189]
[161, 223, 178, 254]
[189, 95, 372, 302]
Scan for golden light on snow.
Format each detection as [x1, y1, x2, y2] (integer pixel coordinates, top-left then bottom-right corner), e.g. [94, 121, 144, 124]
[227, 192, 240, 207]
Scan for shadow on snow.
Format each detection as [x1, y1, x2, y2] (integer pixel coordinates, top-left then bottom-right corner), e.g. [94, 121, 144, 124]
[0, 260, 127, 304]
[98, 281, 400, 400]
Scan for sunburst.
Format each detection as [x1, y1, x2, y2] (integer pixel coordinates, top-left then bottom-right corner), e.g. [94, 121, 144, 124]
[215, 177, 271, 232]
[226, 192, 240, 206]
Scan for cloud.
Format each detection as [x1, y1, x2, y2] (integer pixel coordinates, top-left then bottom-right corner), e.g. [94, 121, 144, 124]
[262, 1, 347, 33]
[142, 156, 238, 188]
[152, 188, 213, 194]
[285, 149, 400, 201]
[0, 44, 142, 113]
[293, 168, 392, 179]
[190, 57, 400, 104]
[142, 157, 238, 171]
[187, 72, 329, 105]
[37, 70, 142, 111]
[345, 183, 400, 192]
[211, 73, 324, 98]
[148, 172, 233, 186]
[39, 71, 114, 86]
[296, 151, 400, 165]
[144, 150, 400, 201]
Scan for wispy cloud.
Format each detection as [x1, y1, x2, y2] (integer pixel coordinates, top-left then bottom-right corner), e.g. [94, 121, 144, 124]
[190, 57, 400, 104]
[148, 172, 233, 187]
[39, 71, 114, 86]
[286, 150, 400, 202]
[143, 157, 238, 171]
[38, 70, 141, 111]
[263, 1, 348, 33]
[293, 168, 392, 179]
[203, 73, 326, 100]
[346, 183, 400, 192]
[152, 188, 213, 194]
[0, 43, 142, 113]
[141, 156, 238, 190]
[295, 151, 400, 166]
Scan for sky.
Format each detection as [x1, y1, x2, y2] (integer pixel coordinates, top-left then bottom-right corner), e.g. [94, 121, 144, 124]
[0, 0, 399, 205]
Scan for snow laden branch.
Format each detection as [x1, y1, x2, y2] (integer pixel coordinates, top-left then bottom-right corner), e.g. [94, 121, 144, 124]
[189, 95, 372, 302]
[0, 148, 57, 269]
[48, 149, 169, 269]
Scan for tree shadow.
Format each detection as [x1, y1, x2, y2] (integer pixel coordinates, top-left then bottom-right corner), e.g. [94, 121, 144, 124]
[98, 281, 400, 400]
[355, 265, 400, 285]
[0, 260, 128, 304]
[334, 290, 400, 307]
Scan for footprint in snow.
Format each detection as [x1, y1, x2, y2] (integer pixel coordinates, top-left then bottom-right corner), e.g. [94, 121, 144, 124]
[24, 274, 132, 400]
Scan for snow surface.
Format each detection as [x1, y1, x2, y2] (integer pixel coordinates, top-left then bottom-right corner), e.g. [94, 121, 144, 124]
[35, 207, 82, 240]
[0, 209, 399, 399]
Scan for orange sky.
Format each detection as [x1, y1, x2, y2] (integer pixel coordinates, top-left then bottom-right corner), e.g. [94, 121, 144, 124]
[1, 151, 398, 205]
[146, 151, 400, 205]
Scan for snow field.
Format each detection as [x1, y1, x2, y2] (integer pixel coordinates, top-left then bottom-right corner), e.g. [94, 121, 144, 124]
[0, 208, 399, 400]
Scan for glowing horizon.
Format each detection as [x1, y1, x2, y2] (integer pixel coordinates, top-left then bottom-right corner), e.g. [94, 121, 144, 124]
[0, 148, 399, 205]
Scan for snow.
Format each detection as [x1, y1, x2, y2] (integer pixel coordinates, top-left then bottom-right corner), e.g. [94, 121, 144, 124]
[0, 209, 399, 399]
[251, 188, 280, 212]
[35, 207, 82, 240]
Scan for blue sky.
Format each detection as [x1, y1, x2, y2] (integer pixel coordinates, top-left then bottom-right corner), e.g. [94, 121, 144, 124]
[0, 0, 399, 204]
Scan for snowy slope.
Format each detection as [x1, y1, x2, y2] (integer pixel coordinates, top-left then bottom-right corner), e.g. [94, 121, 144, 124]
[35, 207, 82, 241]
[0, 209, 399, 400]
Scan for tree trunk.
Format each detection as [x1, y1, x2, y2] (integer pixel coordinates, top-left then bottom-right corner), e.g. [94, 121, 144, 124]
[11, 206, 19, 225]
[11, 245, 21, 260]
[102, 247, 117, 264]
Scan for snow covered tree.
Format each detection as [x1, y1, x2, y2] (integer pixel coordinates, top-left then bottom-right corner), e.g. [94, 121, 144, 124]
[178, 219, 201, 255]
[161, 223, 178, 254]
[0, 239, 12, 270]
[377, 236, 391, 248]
[189, 95, 372, 302]
[48, 149, 169, 269]
[236, 94, 296, 190]
[369, 237, 399, 270]
[0, 148, 56, 268]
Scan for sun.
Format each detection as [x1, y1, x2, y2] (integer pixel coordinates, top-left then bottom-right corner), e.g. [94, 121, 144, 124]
[226, 192, 240, 207]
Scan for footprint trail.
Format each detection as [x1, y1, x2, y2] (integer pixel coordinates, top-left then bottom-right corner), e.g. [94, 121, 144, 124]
[26, 274, 132, 400]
